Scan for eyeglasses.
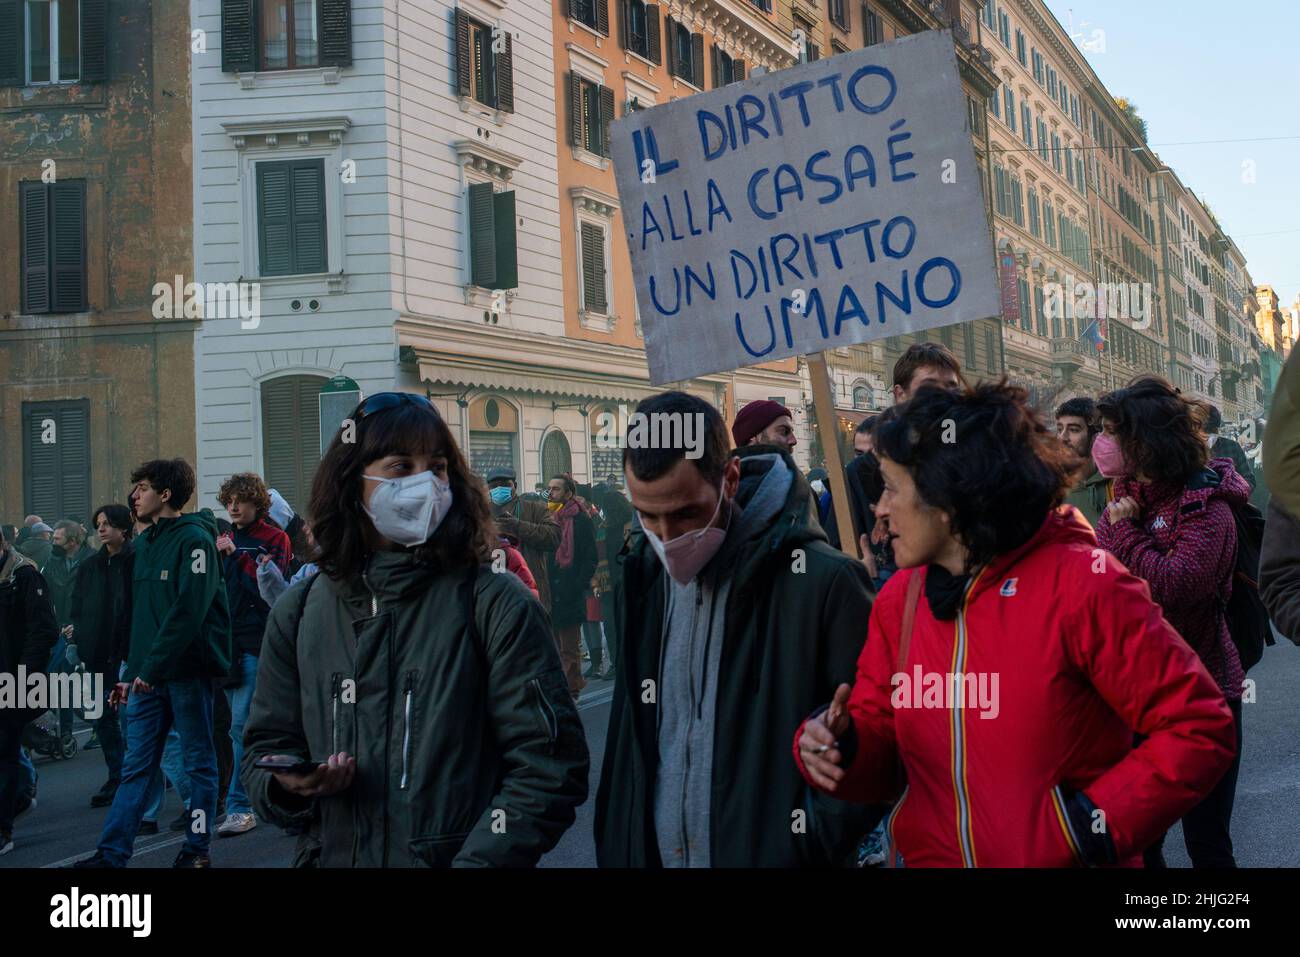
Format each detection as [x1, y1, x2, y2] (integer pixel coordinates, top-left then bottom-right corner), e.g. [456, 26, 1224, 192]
[348, 392, 437, 421]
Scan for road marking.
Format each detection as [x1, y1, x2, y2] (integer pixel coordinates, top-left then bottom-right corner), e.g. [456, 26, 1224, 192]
[42, 834, 188, 869]
[578, 686, 614, 711]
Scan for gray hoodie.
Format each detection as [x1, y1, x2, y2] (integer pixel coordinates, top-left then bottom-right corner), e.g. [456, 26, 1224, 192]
[653, 454, 792, 867]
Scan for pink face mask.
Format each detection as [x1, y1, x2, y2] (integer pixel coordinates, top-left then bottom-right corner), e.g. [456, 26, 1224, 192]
[642, 481, 730, 585]
[1091, 432, 1128, 478]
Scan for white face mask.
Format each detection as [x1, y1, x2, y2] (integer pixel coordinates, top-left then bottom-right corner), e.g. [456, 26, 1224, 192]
[362, 471, 453, 547]
[642, 480, 730, 585]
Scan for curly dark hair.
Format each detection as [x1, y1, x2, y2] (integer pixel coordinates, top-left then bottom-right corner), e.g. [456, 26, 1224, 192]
[217, 472, 272, 518]
[309, 398, 496, 581]
[875, 379, 1074, 572]
[1096, 376, 1209, 485]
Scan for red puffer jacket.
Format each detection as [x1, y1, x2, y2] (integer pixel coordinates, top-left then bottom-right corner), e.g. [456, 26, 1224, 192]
[793, 507, 1236, 867]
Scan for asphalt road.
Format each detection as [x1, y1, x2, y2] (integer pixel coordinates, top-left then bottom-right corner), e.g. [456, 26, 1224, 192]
[5, 642, 1298, 869]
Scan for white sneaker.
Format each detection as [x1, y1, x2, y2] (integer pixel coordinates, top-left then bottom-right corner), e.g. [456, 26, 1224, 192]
[217, 812, 257, 837]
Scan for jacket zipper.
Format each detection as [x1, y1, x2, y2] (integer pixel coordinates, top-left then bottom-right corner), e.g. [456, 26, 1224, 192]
[400, 670, 417, 790]
[362, 569, 379, 618]
[950, 570, 984, 868]
[885, 786, 910, 868]
[528, 678, 558, 754]
[330, 673, 341, 755]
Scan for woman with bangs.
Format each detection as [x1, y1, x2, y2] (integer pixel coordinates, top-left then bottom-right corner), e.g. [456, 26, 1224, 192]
[240, 393, 588, 867]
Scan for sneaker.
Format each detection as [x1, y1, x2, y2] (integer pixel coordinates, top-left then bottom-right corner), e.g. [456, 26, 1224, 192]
[172, 850, 211, 868]
[90, 779, 118, 808]
[168, 808, 190, 832]
[85, 730, 101, 751]
[68, 852, 116, 868]
[217, 812, 257, 837]
[0, 831, 12, 856]
[137, 820, 159, 836]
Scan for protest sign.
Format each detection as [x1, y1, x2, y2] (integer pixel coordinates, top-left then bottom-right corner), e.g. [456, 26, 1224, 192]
[611, 30, 999, 385]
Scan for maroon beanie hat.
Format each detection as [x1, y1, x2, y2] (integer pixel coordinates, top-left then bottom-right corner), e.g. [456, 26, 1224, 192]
[731, 399, 792, 446]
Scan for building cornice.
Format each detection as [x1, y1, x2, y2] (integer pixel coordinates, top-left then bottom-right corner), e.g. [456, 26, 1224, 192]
[453, 139, 523, 182]
[222, 116, 351, 150]
[665, 0, 797, 70]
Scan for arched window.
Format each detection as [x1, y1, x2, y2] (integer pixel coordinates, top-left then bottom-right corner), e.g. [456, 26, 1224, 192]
[590, 406, 622, 484]
[540, 429, 573, 482]
[261, 374, 328, 516]
[468, 396, 519, 479]
[852, 385, 871, 410]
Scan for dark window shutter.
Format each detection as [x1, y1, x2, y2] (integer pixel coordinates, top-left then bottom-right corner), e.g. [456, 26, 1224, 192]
[20, 182, 50, 314]
[691, 31, 703, 87]
[469, 181, 497, 287]
[221, 0, 257, 73]
[596, 0, 610, 36]
[50, 180, 86, 312]
[492, 190, 518, 290]
[262, 376, 325, 515]
[81, 0, 108, 81]
[619, 0, 629, 49]
[568, 0, 579, 20]
[646, 5, 661, 64]
[733, 59, 744, 82]
[581, 222, 606, 311]
[711, 45, 719, 89]
[665, 18, 676, 76]
[0, 0, 22, 86]
[568, 72, 584, 148]
[599, 85, 614, 157]
[290, 162, 327, 273]
[454, 9, 471, 97]
[319, 0, 353, 68]
[496, 31, 514, 112]
[257, 163, 292, 276]
[24, 400, 91, 522]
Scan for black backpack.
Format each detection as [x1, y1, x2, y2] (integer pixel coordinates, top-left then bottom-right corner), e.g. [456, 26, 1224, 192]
[1186, 468, 1274, 671]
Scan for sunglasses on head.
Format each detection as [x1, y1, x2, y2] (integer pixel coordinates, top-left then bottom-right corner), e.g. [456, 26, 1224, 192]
[349, 392, 438, 421]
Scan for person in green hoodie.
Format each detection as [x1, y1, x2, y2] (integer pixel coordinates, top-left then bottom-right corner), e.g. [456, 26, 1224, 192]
[1055, 396, 1110, 528]
[72, 458, 231, 869]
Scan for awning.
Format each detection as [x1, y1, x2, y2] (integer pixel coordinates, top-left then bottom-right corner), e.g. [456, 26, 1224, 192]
[834, 407, 876, 426]
[417, 359, 654, 405]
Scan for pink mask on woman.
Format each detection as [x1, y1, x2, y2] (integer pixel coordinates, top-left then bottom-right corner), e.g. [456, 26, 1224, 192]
[1091, 432, 1128, 478]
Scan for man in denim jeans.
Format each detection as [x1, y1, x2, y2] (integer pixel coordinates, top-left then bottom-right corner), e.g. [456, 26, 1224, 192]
[71, 458, 232, 869]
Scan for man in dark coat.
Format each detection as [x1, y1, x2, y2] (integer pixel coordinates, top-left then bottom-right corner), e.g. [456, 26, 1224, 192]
[595, 391, 872, 867]
[487, 467, 560, 610]
[1206, 405, 1256, 492]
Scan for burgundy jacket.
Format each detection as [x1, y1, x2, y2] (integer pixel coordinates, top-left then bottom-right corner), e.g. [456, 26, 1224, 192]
[1096, 458, 1249, 701]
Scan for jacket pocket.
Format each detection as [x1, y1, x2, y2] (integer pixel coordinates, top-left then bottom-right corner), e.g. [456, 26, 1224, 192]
[526, 676, 558, 756]
[408, 831, 471, 868]
[1049, 784, 1086, 866]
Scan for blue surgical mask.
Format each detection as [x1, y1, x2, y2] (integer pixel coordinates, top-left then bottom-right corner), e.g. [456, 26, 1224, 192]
[489, 486, 512, 506]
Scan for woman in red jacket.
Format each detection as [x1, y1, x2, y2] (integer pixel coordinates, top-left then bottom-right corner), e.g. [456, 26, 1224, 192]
[794, 381, 1236, 867]
[1094, 377, 1250, 868]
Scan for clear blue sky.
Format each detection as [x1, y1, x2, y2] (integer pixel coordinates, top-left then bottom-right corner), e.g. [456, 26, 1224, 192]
[1044, 0, 1299, 309]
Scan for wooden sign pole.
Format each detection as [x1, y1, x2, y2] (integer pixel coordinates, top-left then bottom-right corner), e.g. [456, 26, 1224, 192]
[806, 352, 859, 558]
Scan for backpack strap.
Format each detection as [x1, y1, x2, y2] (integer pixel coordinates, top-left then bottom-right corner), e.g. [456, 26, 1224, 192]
[896, 571, 925, 674]
[290, 572, 319, 639]
[460, 565, 489, 672]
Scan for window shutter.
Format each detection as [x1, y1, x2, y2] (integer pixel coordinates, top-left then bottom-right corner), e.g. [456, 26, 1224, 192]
[646, 5, 661, 65]
[0, 0, 21, 86]
[454, 9, 471, 97]
[261, 376, 324, 515]
[50, 181, 86, 312]
[597, 0, 610, 36]
[24, 400, 91, 521]
[619, 0, 629, 49]
[79, 0, 108, 81]
[221, 0, 257, 73]
[567, 72, 584, 148]
[599, 85, 615, 157]
[665, 19, 676, 77]
[496, 31, 514, 112]
[291, 162, 327, 273]
[581, 222, 606, 311]
[20, 182, 50, 314]
[492, 190, 518, 290]
[257, 163, 293, 276]
[733, 59, 744, 82]
[319, 0, 353, 68]
[711, 45, 719, 90]
[691, 31, 703, 87]
[469, 181, 497, 287]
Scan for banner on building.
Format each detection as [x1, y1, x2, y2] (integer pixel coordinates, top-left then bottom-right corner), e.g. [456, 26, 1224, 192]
[998, 251, 1021, 324]
[610, 30, 1000, 385]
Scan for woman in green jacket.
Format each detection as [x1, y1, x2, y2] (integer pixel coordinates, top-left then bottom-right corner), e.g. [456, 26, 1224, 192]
[241, 393, 588, 867]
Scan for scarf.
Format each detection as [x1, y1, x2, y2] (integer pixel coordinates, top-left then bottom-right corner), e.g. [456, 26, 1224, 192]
[925, 563, 971, 621]
[0, 546, 31, 585]
[554, 499, 581, 570]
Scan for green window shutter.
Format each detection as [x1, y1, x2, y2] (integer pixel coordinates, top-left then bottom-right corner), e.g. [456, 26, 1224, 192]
[454, 8, 471, 97]
[24, 399, 91, 522]
[20, 182, 50, 314]
[221, 0, 257, 73]
[596, 0, 610, 36]
[568, 72, 584, 148]
[496, 31, 514, 112]
[665, 19, 676, 77]
[258, 164, 293, 276]
[733, 58, 744, 82]
[492, 190, 518, 290]
[691, 31, 704, 87]
[711, 45, 720, 89]
[469, 181, 497, 287]
[581, 222, 606, 311]
[619, 0, 630, 49]
[50, 180, 86, 313]
[261, 375, 325, 515]
[291, 162, 327, 273]
[319, 0, 353, 67]
[646, 5, 661, 64]
[0, 0, 22, 86]
[599, 85, 614, 157]
[80, 0, 108, 81]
